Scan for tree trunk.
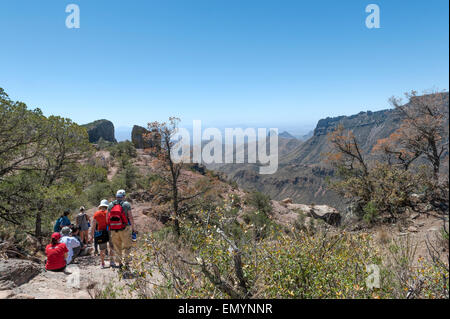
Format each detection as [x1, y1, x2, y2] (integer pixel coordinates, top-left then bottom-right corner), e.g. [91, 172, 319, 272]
[172, 172, 180, 237]
[35, 201, 46, 238]
[35, 210, 42, 238]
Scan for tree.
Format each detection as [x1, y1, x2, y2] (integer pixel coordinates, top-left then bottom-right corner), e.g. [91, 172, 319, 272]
[146, 117, 208, 237]
[0, 88, 46, 182]
[1, 88, 94, 236]
[327, 91, 449, 222]
[33, 116, 93, 237]
[386, 91, 448, 181]
[0, 88, 47, 226]
[376, 91, 449, 213]
[326, 124, 373, 213]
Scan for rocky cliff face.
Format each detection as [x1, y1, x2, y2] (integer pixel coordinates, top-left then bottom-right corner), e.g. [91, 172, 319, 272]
[82, 120, 117, 143]
[132, 125, 160, 149]
[281, 108, 402, 165]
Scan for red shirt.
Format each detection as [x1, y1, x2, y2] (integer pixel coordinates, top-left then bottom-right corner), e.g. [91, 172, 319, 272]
[93, 210, 108, 231]
[45, 243, 68, 270]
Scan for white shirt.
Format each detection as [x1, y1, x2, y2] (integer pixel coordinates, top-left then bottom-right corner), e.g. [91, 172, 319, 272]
[60, 236, 80, 264]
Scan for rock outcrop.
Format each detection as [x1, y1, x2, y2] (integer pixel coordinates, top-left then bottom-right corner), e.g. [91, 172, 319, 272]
[270, 201, 341, 228]
[0, 259, 41, 290]
[287, 203, 341, 226]
[83, 120, 117, 144]
[131, 125, 160, 149]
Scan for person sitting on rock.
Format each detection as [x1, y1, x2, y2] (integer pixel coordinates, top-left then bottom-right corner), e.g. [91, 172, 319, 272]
[45, 233, 68, 272]
[59, 226, 80, 265]
[71, 225, 91, 260]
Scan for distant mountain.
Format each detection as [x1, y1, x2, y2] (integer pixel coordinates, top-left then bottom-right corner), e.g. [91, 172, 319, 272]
[210, 93, 449, 211]
[295, 130, 313, 141]
[82, 119, 117, 143]
[278, 131, 297, 139]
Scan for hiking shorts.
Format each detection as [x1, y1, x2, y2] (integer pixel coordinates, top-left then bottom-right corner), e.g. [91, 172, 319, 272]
[98, 231, 113, 251]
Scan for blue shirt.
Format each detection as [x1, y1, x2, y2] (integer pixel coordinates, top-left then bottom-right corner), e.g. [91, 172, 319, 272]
[60, 216, 71, 227]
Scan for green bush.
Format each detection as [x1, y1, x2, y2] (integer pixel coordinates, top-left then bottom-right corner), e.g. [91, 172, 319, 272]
[246, 191, 272, 216]
[86, 182, 114, 206]
[363, 201, 379, 224]
[109, 141, 137, 159]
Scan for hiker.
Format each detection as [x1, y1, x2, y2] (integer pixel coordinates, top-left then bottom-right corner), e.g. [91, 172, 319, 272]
[45, 233, 68, 272]
[59, 226, 80, 265]
[53, 209, 71, 233]
[71, 225, 91, 260]
[76, 206, 90, 244]
[91, 199, 115, 268]
[107, 189, 136, 269]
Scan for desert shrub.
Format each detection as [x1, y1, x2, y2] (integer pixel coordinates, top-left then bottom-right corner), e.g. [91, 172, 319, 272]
[119, 196, 449, 299]
[85, 182, 114, 206]
[95, 138, 115, 150]
[363, 201, 378, 224]
[381, 235, 449, 299]
[109, 141, 137, 159]
[125, 200, 390, 299]
[76, 164, 108, 185]
[127, 223, 387, 299]
[294, 211, 307, 232]
[245, 191, 272, 216]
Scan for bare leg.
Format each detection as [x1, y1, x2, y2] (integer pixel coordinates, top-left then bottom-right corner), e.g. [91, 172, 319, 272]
[100, 249, 105, 266]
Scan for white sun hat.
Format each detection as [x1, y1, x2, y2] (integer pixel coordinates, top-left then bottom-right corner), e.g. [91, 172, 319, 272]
[99, 199, 109, 208]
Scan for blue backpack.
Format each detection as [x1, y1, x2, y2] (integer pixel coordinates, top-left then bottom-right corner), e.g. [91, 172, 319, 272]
[54, 217, 63, 232]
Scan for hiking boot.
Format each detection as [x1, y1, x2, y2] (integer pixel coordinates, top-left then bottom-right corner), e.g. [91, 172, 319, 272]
[132, 231, 137, 242]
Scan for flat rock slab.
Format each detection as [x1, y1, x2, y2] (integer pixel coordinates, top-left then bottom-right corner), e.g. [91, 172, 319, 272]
[0, 290, 15, 299]
[0, 259, 42, 290]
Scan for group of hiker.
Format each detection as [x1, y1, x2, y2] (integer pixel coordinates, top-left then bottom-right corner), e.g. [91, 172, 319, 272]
[45, 189, 137, 272]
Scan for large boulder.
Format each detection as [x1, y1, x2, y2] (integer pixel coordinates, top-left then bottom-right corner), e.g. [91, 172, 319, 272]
[131, 125, 160, 149]
[82, 119, 117, 143]
[286, 203, 341, 226]
[0, 259, 42, 290]
[308, 205, 341, 226]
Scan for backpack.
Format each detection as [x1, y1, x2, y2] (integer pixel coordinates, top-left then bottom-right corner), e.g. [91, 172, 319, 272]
[54, 217, 63, 232]
[107, 201, 128, 230]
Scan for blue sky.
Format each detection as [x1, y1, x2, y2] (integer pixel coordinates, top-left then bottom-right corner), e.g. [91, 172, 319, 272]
[0, 0, 448, 135]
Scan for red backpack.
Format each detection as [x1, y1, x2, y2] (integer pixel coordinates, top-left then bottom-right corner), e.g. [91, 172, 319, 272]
[108, 202, 128, 230]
